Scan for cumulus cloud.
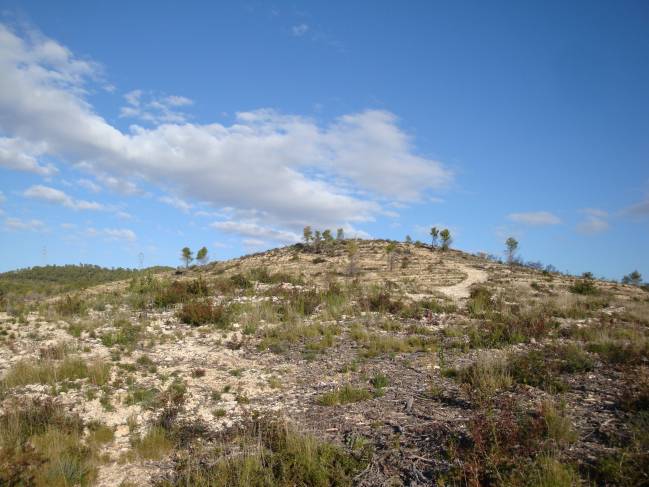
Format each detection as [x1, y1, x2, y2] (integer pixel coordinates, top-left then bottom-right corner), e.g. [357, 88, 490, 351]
[0, 137, 57, 175]
[507, 211, 561, 226]
[0, 23, 452, 238]
[576, 208, 609, 235]
[77, 178, 101, 193]
[120, 89, 193, 124]
[4, 217, 46, 231]
[23, 184, 104, 210]
[159, 195, 192, 212]
[95, 173, 141, 195]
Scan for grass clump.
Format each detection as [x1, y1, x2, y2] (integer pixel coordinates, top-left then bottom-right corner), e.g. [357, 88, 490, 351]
[125, 385, 160, 409]
[528, 454, 581, 487]
[0, 398, 98, 486]
[54, 294, 87, 317]
[317, 384, 373, 406]
[467, 287, 493, 316]
[370, 373, 389, 390]
[592, 411, 649, 486]
[157, 418, 368, 487]
[455, 355, 512, 402]
[1, 356, 110, 392]
[100, 318, 142, 350]
[131, 426, 173, 460]
[352, 328, 434, 358]
[587, 335, 649, 365]
[258, 322, 340, 355]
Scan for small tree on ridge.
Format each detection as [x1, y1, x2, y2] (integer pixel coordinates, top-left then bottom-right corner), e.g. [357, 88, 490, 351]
[181, 247, 193, 268]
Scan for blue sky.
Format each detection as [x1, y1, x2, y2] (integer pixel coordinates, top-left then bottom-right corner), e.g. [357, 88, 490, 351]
[0, 1, 647, 279]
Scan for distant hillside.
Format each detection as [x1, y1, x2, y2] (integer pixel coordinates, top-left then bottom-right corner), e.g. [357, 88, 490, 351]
[0, 264, 172, 298]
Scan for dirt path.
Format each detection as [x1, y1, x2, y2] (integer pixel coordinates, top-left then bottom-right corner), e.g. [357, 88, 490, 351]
[436, 264, 488, 300]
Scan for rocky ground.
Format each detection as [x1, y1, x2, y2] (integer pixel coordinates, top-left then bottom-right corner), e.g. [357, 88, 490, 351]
[1, 240, 647, 486]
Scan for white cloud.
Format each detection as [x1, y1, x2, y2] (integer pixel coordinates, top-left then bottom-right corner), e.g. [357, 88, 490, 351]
[291, 24, 309, 37]
[243, 238, 268, 248]
[159, 195, 192, 212]
[576, 208, 609, 234]
[0, 137, 57, 175]
[85, 226, 136, 242]
[624, 197, 649, 217]
[95, 173, 140, 195]
[4, 217, 46, 231]
[164, 95, 193, 107]
[78, 178, 101, 192]
[212, 220, 301, 244]
[0, 23, 452, 237]
[576, 218, 609, 234]
[23, 184, 104, 210]
[0, 190, 5, 203]
[120, 90, 193, 124]
[507, 211, 561, 226]
[103, 228, 136, 241]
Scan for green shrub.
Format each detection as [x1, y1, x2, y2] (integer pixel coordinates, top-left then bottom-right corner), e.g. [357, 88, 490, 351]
[178, 301, 229, 327]
[570, 278, 598, 295]
[360, 288, 403, 314]
[152, 279, 209, 308]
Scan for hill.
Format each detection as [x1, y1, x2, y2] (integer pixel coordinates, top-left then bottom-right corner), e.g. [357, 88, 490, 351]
[0, 264, 173, 299]
[0, 240, 647, 486]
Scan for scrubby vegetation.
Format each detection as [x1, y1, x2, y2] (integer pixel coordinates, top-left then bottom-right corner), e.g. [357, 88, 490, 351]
[0, 239, 647, 485]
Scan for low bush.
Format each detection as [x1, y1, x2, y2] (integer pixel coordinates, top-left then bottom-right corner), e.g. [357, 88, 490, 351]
[153, 278, 210, 308]
[177, 301, 229, 328]
[360, 288, 404, 314]
[570, 278, 598, 295]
